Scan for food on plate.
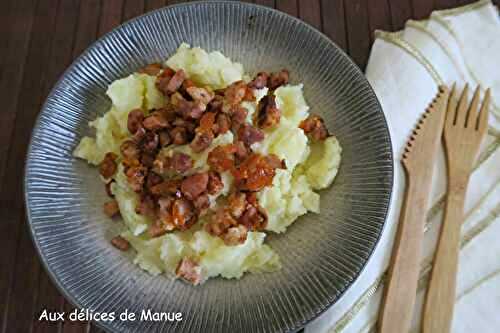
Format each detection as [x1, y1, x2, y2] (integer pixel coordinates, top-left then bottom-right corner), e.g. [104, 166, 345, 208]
[74, 43, 342, 285]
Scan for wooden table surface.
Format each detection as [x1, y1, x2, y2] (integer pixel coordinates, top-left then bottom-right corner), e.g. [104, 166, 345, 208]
[1, 0, 497, 332]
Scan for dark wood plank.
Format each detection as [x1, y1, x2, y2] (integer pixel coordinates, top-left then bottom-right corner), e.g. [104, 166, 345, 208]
[28, 2, 83, 332]
[145, 0, 167, 12]
[0, 0, 14, 84]
[0, 0, 38, 332]
[434, 0, 459, 10]
[61, 3, 104, 332]
[123, 0, 145, 22]
[32, 272, 65, 333]
[411, 0, 435, 20]
[0, 0, 37, 194]
[88, 325, 106, 333]
[276, 0, 298, 16]
[73, 0, 102, 59]
[61, 301, 87, 333]
[320, 0, 347, 51]
[344, 0, 371, 69]
[166, 0, 193, 5]
[98, 0, 124, 37]
[0, 1, 60, 332]
[254, 0, 275, 8]
[298, 0, 322, 30]
[368, 0, 392, 43]
[387, 0, 413, 30]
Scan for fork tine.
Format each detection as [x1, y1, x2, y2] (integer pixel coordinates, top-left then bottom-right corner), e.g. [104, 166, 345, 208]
[466, 86, 481, 128]
[455, 84, 469, 126]
[477, 88, 491, 133]
[446, 83, 458, 127]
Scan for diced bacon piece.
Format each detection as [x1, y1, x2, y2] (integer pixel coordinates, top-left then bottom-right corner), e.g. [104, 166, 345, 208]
[111, 236, 130, 251]
[142, 111, 170, 131]
[230, 106, 248, 128]
[103, 200, 120, 217]
[199, 112, 216, 132]
[233, 141, 249, 162]
[224, 80, 247, 106]
[190, 130, 214, 153]
[193, 193, 210, 212]
[299, 114, 329, 141]
[222, 225, 248, 246]
[125, 165, 147, 192]
[268, 69, 289, 89]
[171, 152, 193, 173]
[140, 152, 155, 168]
[208, 95, 224, 113]
[145, 172, 163, 192]
[135, 194, 157, 219]
[215, 113, 231, 135]
[172, 117, 196, 132]
[173, 93, 207, 119]
[240, 205, 268, 231]
[228, 192, 247, 218]
[158, 130, 171, 147]
[207, 144, 237, 173]
[246, 192, 258, 206]
[237, 123, 264, 147]
[207, 171, 224, 195]
[169, 126, 189, 145]
[243, 86, 256, 102]
[99, 152, 118, 179]
[176, 258, 202, 285]
[157, 104, 178, 123]
[172, 91, 206, 121]
[155, 67, 176, 95]
[152, 198, 176, 236]
[132, 126, 147, 143]
[148, 221, 169, 238]
[165, 69, 186, 94]
[255, 95, 280, 128]
[205, 208, 238, 236]
[153, 152, 193, 175]
[120, 140, 140, 161]
[181, 172, 209, 200]
[232, 153, 279, 191]
[127, 109, 145, 134]
[156, 196, 175, 223]
[265, 154, 286, 170]
[150, 179, 182, 197]
[172, 198, 197, 230]
[182, 79, 195, 91]
[186, 86, 215, 104]
[248, 72, 269, 89]
[138, 63, 162, 76]
[141, 131, 159, 153]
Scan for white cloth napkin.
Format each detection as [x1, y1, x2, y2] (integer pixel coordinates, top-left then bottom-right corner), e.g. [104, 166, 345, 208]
[306, 1, 500, 332]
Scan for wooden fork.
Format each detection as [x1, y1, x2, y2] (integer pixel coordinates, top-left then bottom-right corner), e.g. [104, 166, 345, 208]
[422, 84, 490, 333]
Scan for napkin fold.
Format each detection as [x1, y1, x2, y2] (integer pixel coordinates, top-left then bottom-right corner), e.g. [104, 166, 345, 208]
[307, 1, 500, 332]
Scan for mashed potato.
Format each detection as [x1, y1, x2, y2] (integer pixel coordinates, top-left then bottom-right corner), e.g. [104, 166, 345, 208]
[122, 227, 280, 280]
[73, 43, 341, 283]
[165, 43, 246, 89]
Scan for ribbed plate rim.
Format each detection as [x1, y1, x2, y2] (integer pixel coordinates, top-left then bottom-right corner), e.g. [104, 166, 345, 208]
[24, 1, 394, 332]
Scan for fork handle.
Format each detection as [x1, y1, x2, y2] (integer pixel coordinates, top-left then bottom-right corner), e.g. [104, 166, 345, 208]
[422, 179, 468, 333]
[379, 179, 428, 333]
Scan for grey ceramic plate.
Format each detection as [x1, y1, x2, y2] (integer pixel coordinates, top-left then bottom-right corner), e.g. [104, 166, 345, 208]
[25, 1, 393, 332]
